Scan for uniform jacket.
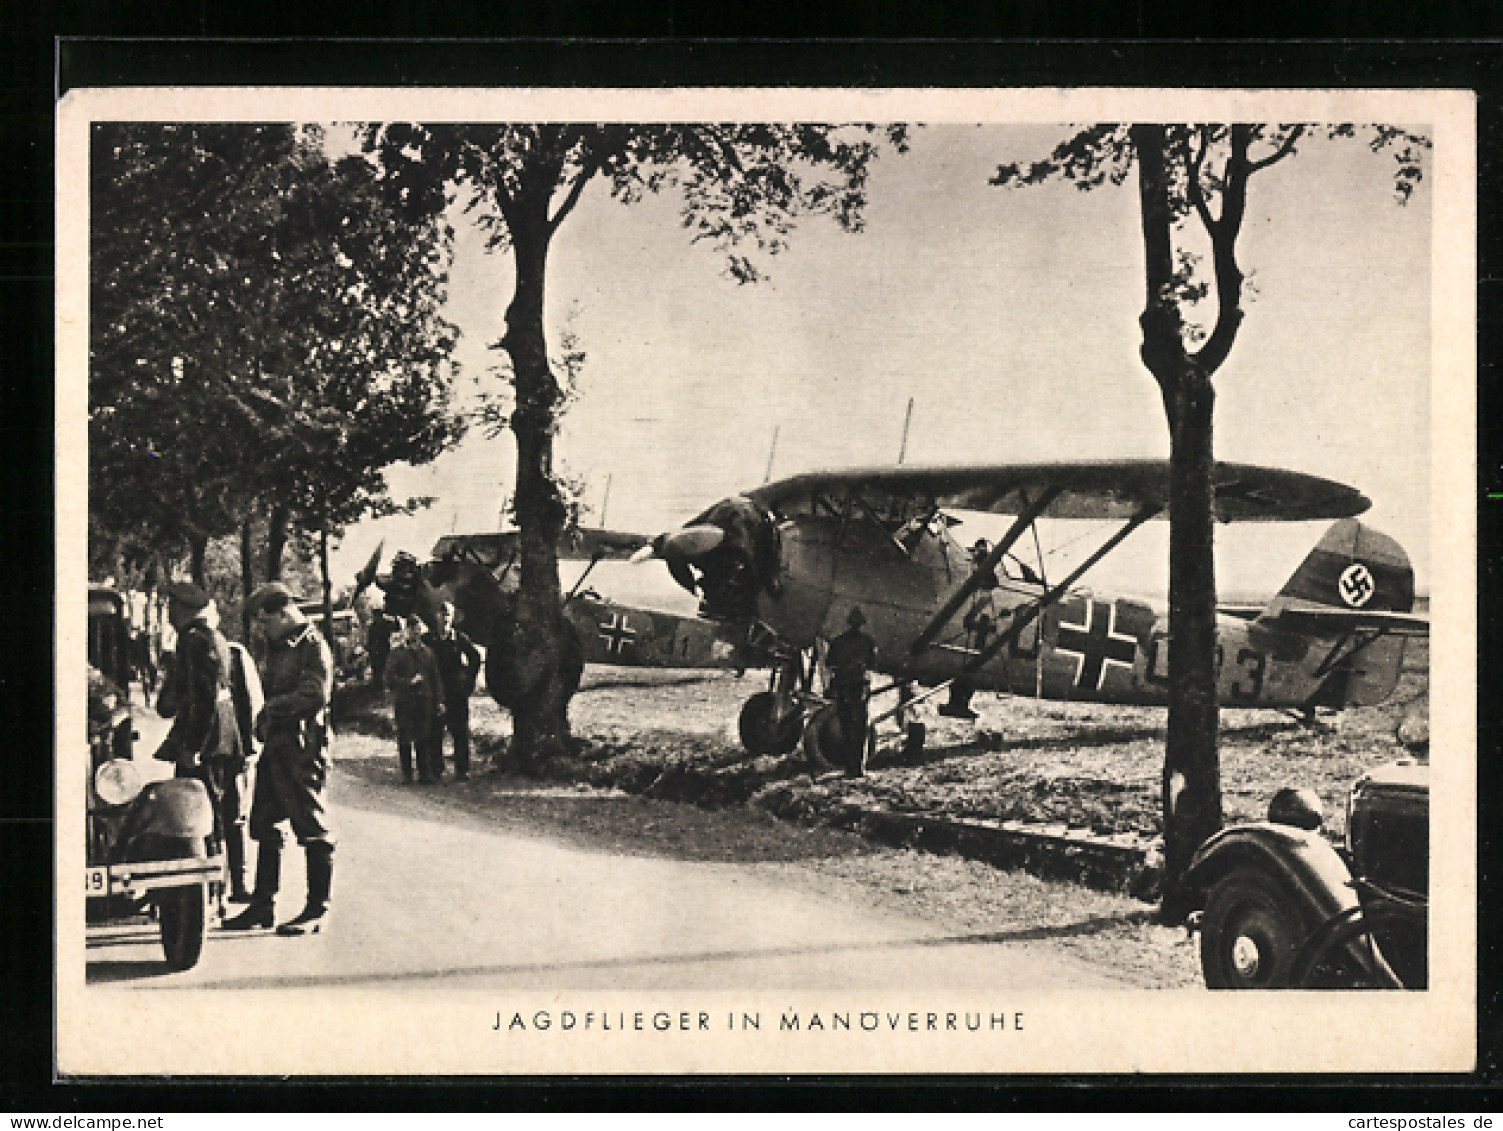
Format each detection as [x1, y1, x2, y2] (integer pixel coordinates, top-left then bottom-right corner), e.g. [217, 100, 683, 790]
[385, 638, 442, 719]
[259, 621, 333, 758]
[825, 627, 878, 691]
[425, 628, 482, 702]
[156, 617, 243, 772]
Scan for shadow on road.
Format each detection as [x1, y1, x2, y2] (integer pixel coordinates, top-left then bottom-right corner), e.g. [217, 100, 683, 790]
[329, 758, 886, 866]
[137, 910, 1159, 992]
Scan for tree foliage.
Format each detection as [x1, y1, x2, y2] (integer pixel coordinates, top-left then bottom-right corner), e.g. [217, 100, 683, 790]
[90, 123, 465, 590]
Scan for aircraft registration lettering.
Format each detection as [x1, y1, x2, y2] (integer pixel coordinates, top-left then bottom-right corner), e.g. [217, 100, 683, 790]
[1226, 645, 1267, 703]
[1149, 635, 1268, 701]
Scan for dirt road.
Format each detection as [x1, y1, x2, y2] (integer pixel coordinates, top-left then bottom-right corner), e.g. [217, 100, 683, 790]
[88, 752, 1158, 992]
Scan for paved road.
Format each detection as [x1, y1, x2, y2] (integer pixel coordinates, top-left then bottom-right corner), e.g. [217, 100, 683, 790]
[87, 706, 1131, 993]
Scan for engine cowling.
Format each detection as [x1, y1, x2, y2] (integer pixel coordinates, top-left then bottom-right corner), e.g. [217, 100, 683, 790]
[647, 496, 780, 624]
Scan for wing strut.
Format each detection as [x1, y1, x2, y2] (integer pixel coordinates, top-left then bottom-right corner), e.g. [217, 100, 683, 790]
[964, 502, 1161, 673]
[909, 486, 1062, 655]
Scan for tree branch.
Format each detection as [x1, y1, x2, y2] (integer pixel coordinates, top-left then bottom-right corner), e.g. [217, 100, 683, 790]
[1247, 124, 1305, 173]
[547, 153, 600, 236]
[1193, 126, 1250, 376]
[1188, 127, 1217, 236]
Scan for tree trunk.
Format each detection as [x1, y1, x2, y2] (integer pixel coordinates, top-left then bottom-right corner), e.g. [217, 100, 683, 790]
[1158, 366, 1222, 922]
[1134, 124, 1223, 923]
[239, 516, 256, 643]
[266, 504, 289, 582]
[498, 185, 576, 766]
[188, 534, 208, 587]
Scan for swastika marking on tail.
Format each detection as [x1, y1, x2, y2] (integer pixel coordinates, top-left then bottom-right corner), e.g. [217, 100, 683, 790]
[1338, 563, 1375, 608]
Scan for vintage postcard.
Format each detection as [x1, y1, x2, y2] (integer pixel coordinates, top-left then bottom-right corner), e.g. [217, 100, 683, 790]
[56, 86, 1475, 1075]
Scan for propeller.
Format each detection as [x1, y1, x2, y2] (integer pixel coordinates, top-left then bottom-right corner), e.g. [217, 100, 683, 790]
[353, 540, 385, 594]
[628, 523, 725, 564]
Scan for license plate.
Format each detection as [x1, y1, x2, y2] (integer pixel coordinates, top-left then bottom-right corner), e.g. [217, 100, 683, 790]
[85, 867, 109, 896]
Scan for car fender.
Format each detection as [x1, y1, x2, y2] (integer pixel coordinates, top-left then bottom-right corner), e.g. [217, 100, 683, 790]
[1184, 822, 1359, 925]
[128, 778, 215, 843]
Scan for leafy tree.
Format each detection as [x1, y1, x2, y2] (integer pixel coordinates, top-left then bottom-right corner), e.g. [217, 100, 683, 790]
[90, 123, 463, 614]
[993, 123, 1428, 918]
[362, 122, 908, 764]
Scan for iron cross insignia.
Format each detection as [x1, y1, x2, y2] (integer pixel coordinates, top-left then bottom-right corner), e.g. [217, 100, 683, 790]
[598, 612, 637, 655]
[1055, 598, 1139, 691]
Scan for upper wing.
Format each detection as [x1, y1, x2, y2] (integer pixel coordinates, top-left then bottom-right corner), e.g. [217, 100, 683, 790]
[431, 527, 652, 567]
[747, 460, 1371, 523]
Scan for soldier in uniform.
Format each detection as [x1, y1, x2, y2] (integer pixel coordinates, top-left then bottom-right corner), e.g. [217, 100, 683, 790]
[366, 606, 396, 687]
[152, 581, 248, 899]
[384, 616, 444, 784]
[223, 583, 336, 936]
[940, 539, 998, 721]
[425, 601, 482, 781]
[825, 606, 878, 777]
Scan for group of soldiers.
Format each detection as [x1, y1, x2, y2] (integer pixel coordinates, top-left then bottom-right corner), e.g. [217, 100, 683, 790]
[375, 600, 482, 784]
[152, 579, 337, 936]
[147, 561, 482, 938]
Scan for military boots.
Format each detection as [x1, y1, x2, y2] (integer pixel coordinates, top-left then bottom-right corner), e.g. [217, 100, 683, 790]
[276, 842, 333, 936]
[221, 839, 280, 930]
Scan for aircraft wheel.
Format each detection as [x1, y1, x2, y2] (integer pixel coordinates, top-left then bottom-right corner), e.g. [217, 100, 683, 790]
[1199, 868, 1306, 989]
[739, 692, 802, 758]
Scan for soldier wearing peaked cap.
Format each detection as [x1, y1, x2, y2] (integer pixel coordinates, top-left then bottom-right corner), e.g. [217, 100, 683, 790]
[224, 582, 337, 937]
[153, 580, 248, 899]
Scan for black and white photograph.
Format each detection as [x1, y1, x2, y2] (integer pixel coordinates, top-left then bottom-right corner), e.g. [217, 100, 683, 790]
[56, 86, 1475, 1075]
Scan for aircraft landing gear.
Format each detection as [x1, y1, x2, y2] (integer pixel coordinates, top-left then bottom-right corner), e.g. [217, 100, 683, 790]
[738, 652, 810, 757]
[738, 692, 803, 758]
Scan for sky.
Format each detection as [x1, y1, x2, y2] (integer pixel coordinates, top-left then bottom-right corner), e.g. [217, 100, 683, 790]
[331, 121, 1433, 611]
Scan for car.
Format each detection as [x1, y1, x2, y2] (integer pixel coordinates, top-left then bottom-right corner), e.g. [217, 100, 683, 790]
[1184, 756, 1428, 990]
[86, 587, 223, 972]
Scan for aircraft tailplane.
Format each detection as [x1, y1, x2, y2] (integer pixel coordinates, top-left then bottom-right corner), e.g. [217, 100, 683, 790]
[1258, 518, 1416, 709]
[1262, 518, 1415, 619]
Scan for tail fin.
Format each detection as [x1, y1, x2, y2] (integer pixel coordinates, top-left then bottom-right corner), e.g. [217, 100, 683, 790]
[1263, 518, 1415, 620]
[1260, 519, 1417, 710]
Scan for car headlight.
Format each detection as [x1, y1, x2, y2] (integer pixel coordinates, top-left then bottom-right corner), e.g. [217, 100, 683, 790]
[93, 758, 143, 807]
[1267, 786, 1324, 831]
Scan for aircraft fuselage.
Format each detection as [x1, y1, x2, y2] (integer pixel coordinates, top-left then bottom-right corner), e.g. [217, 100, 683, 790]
[752, 514, 1404, 710]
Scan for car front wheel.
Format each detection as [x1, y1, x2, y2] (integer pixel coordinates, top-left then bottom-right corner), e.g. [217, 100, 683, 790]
[158, 884, 208, 971]
[1200, 867, 1308, 989]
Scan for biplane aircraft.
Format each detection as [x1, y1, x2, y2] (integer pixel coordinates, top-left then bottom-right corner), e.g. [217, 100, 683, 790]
[619, 460, 1427, 758]
[375, 459, 1424, 762]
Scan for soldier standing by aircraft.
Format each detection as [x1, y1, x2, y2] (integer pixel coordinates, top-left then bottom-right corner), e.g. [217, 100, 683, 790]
[385, 616, 445, 784]
[824, 607, 878, 777]
[224, 583, 336, 937]
[425, 601, 482, 782]
[941, 539, 999, 721]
